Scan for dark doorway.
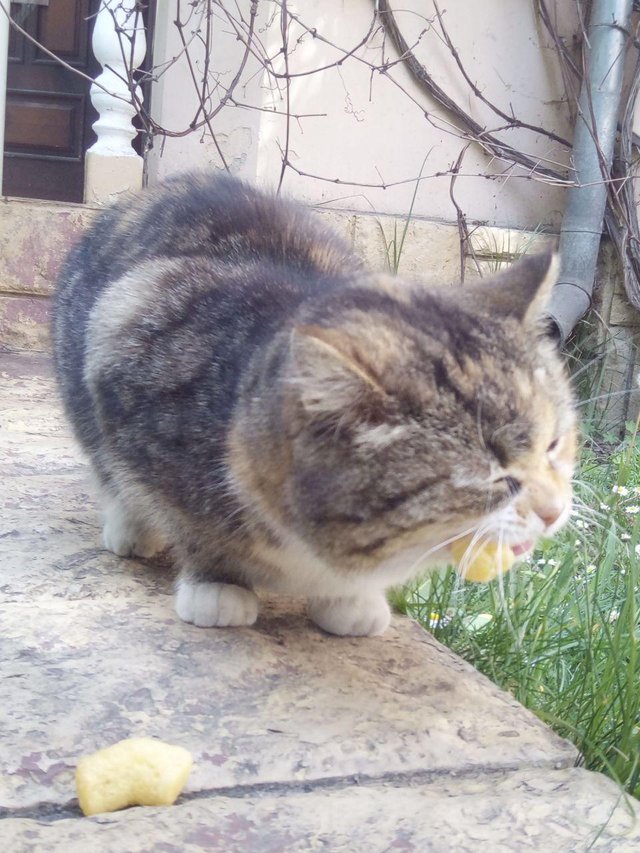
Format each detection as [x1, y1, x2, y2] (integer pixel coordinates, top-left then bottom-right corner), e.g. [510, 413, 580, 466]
[3, 0, 100, 203]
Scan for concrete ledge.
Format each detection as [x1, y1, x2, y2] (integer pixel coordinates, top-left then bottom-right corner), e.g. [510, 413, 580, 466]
[4, 767, 638, 852]
[0, 198, 97, 351]
[0, 293, 51, 352]
[0, 197, 97, 297]
[0, 198, 553, 353]
[1, 352, 638, 849]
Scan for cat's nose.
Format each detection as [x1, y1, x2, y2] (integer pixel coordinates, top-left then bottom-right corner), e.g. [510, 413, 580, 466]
[535, 504, 564, 529]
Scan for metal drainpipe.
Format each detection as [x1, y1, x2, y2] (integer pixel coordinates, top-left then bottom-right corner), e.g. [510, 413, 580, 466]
[546, 0, 633, 342]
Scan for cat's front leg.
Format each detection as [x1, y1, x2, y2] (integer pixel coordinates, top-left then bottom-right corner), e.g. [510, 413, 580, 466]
[307, 593, 390, 637]
[102, 492, 165, 559]
[175, 577, 258, 628]
[173, 539, 259, 628]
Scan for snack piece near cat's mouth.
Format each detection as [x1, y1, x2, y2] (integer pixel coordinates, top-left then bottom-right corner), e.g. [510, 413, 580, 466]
[450, 535, 533, 583]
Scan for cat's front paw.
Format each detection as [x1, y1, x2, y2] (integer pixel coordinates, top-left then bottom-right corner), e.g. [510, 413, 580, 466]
[175, 580, 259, 628]
[103, 504, 164, 559]
[308, 593, 391, 637]
[104, 526, 164, 559]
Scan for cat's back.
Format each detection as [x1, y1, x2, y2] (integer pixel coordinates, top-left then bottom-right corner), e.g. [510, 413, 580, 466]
[60, 172, 358, 297]
[52, 171, 363, 458]
[54, 172, 361, 359]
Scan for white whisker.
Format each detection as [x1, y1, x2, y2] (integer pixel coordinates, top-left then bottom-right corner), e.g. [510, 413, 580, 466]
[494, 523, 520, 646]
[404, 523, 481, 578]
[576, 388, 640, 408]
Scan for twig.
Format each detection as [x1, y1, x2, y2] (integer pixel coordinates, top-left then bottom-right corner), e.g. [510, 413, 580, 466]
[448, 144, 477, 282]
[433, 1, 571, 148]
[374, 0, 567, 181]
[277, 1, 292, 193]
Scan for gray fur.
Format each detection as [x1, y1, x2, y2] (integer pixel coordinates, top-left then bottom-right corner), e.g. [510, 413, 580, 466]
[53, 172, 576, 634]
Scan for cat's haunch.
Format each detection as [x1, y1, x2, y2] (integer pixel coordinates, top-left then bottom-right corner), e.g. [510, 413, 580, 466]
[53, 172, 576, 636]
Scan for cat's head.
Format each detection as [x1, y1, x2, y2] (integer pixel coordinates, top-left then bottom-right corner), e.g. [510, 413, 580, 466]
[238, 251, 576, 579]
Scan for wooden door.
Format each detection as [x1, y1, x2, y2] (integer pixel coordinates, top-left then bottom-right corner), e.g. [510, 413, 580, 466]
[3, 0, 99, 203]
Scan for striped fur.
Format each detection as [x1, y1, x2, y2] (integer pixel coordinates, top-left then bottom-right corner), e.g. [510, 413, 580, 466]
[53, 172, 576, 635]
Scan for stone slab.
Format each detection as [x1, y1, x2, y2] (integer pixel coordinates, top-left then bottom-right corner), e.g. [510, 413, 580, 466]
[1, 355, 169, 603]
[3, 767, 638, 852]
[1, 354, 575, 811]
[0, 295, 52, 352]
[0, 198, 96, 297]
[1, 352, 636, 852]
[1, 594, 575, 811]
[0, 199, 96, 350]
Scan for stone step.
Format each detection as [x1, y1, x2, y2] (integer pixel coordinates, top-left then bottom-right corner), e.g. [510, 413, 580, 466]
[0, 198, 96, 352]
[1, 353, 637, 850]
[4, 766, 639, 852]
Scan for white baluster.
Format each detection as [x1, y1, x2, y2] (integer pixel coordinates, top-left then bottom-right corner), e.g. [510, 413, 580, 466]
[85, 0, 147, 204]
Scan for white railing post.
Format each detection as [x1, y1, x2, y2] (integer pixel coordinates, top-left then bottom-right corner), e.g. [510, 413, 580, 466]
[84, 0, 146, 204]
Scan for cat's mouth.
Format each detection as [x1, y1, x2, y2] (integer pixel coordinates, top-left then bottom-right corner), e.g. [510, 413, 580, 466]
[511, 540, 534, 556]
[447, 536, 534, 557]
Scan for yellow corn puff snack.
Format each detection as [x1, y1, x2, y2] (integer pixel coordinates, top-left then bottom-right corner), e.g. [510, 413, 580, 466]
[451, 535, 515, 582]
[76, 737, 192, 816]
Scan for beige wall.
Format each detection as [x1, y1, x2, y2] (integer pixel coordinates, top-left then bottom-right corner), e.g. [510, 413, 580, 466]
[148, 1, 578, 231]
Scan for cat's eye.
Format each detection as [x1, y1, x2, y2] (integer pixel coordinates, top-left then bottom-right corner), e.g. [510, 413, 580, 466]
[547, 438, 559, 454]
[493, 475, 521, 495]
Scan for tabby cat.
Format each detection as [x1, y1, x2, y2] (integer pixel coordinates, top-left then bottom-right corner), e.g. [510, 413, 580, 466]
[53, 172, 576, 636]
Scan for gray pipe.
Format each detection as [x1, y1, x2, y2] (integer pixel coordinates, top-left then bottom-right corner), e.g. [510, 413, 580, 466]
[546, 0, 633, 342]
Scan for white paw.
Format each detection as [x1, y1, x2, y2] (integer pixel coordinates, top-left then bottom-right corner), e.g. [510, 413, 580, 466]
[103, 505, 163, 559]
[175, 580, 259, 628]
[129, 529, 165, 559]
[103, 514, 136, 557]
[308, 593, 391, 637]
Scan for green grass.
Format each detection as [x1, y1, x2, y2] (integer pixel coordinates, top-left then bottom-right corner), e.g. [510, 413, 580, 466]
[377, 155, 427, 275]
[394, 419, 640, 798]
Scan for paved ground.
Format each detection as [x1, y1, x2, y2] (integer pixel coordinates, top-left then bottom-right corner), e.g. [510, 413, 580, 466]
[1, 352, 639, 851]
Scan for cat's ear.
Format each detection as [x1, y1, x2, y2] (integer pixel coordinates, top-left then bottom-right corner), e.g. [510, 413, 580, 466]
[290, 325, 387, 421]
[463, 250, 559, 325]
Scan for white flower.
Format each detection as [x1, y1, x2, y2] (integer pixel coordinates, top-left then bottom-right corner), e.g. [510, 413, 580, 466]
[586, 564, 596, 573]
[609, 610, 620, 622]
[621, 533, 631, 541]
[537, 559, 547, 566]
[600, 503, 610, 511]
[547, 559, 559, 567]
[575, 539, 582, 546]
[613, 485, 629, 496]
[635, 544, 640, 557]
[626, 505, 640, 514]
[428, 612, 440, 629]
[428, 611, 452, 629]
[575, 520, 589, 529]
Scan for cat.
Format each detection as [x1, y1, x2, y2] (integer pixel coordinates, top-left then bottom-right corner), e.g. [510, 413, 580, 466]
[53, 171, 576, 637]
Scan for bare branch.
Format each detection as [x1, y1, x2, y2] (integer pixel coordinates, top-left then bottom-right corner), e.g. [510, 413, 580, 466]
[374, 0, 567, 182]
[433, 1, 571, 148]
